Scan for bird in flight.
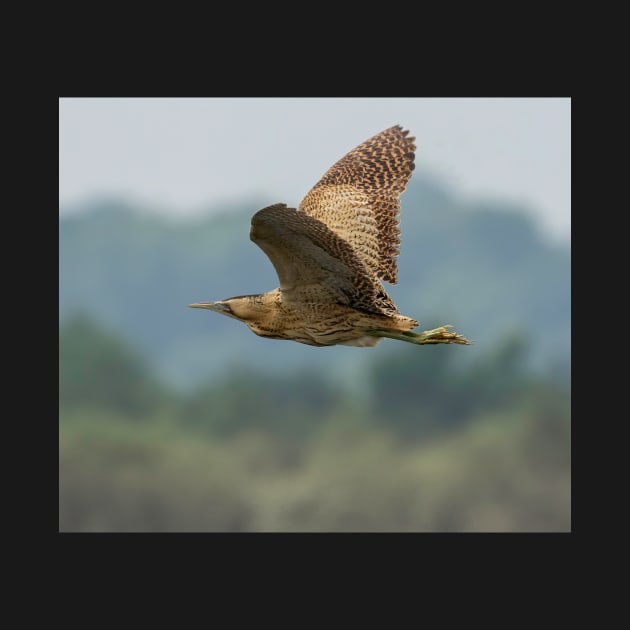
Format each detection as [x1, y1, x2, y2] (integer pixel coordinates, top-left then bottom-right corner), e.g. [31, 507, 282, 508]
[190, 125, 470, 347]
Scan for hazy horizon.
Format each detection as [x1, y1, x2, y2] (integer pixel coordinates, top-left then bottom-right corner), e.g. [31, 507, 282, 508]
[59, 97, 571, 240]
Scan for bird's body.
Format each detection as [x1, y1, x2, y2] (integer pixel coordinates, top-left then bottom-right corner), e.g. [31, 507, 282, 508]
[191, 125, 470, 347]
[216, 289, 417, 348]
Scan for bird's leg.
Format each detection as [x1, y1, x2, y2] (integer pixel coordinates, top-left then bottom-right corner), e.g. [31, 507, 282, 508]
[367, 325, 471, 345]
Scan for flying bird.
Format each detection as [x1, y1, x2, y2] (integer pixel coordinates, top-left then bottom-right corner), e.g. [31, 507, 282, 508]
[190, 125, 470, 347]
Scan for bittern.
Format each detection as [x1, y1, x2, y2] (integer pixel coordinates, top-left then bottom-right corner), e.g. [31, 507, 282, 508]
[190, 125, 470, 347]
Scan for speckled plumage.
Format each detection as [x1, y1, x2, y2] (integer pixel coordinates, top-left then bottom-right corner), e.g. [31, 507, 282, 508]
[190, 125, 470, 348]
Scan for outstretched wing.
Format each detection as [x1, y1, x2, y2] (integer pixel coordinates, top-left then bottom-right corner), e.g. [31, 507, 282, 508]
[250, 203, 396, 314]
[298, 125, 415, 284]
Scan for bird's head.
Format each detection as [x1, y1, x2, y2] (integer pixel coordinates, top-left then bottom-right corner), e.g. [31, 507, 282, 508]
[189, 294, 263, 322]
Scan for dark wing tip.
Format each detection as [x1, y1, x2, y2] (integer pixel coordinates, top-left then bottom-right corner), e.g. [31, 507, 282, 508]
[252, 202, 288, 220]
[251, 203, 289, 233]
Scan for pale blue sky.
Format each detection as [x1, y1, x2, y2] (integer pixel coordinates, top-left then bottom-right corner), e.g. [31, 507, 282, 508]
[59, 97, 571, 240]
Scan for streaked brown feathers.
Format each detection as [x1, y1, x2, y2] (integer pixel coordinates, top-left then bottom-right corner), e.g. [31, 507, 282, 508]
[192, 125, 470, 347]
[250, 125, 416, 316]
[298, 125, 415, 284]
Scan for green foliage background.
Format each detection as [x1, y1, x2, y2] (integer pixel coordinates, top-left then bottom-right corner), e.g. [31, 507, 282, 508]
[59, 307, 570, 533]
[59, 175, 571, 532]
[59, 175, 570, 389]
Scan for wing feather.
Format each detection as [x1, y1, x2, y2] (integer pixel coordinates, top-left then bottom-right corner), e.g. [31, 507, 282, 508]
[298, 125, 415, 284]
[250, 203, 395, 313]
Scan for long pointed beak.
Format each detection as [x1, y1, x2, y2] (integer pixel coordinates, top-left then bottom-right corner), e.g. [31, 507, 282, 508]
[188, 300, 231, 314]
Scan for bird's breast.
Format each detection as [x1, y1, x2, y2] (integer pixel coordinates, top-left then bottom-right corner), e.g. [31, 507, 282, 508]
[245, 302, 403, 347]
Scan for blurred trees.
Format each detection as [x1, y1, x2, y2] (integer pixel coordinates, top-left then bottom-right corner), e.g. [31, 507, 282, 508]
[59, 173, 571, 532]
[180, 366, 343, 441]
[59, 186, 571, 389]
[59, 316, 571, 532]
[59, 313, 166, 417]
[368, 332, 531, 438]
